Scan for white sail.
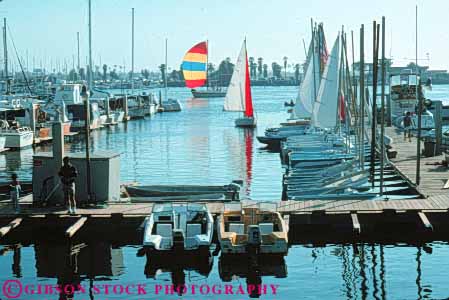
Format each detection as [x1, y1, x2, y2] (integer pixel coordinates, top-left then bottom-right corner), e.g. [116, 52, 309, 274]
[294, 38, 320, 118]
[224, 41, 246, 112]
[312, 36, 341, 129]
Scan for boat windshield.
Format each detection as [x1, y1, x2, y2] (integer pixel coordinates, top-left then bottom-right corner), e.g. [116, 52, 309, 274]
[223, 202, 242, 212]
[187, 203, 207, 212]
[152, 203, 173, 212]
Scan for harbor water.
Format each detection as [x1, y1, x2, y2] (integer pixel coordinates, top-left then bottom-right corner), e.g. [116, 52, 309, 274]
[1, 242, 449, 299]
[2, 86, 449, 299]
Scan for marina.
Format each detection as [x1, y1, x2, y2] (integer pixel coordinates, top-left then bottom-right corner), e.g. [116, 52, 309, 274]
[2, 1, 449, 299]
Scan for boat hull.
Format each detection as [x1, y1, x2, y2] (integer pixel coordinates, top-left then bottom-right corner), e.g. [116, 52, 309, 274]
[0, 128, 34, 149]
[235, 117, 256, 128]
[192, 89, 226, 98]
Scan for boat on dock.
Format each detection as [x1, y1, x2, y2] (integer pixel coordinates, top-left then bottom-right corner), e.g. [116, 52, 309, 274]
[142, 202, 214, 255]
[223, 39, 256, 128]
[217, 202, 288, 256]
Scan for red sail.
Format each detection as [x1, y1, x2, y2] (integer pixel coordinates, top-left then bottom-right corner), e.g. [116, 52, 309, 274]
[244, 52, 254, 117]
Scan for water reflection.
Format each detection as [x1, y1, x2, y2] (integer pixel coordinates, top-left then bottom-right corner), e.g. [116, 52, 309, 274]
[218, 256, 287, 298]
[143, 252, 213, 296]
[1, 242, 449, 299]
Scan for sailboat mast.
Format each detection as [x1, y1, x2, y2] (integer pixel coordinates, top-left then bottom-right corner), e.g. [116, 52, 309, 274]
[77, 32, 80, 71]
[131, 7, 135, 93]
[310, 19, 317, 106]
[164, 38, 168, 102]
[3, 18, 9, 93]
[88, 0, 93, 88]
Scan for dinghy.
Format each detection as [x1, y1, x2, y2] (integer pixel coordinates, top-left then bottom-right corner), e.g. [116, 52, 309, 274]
[142, 203, 214, 255]
[125, 182, 241, 200]
[224, 39, 256, 128]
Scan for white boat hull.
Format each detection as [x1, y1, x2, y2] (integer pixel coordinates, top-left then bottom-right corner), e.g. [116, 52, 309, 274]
[0, 128, 34, 148]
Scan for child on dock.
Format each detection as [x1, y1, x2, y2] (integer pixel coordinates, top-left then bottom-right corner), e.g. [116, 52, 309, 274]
[10, 173, 21, 213]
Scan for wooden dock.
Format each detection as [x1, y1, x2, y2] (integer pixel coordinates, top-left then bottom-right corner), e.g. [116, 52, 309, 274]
[1, 126, 449, 244]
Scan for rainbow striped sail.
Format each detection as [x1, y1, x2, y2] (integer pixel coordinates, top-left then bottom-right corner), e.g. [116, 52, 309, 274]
[182, 41, 208, 88]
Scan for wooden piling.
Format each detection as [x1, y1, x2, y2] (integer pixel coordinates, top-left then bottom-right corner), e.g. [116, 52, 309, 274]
[0, 218, 23, 238]
[417, 211, 433, 231]
[351, 212, 361, 234]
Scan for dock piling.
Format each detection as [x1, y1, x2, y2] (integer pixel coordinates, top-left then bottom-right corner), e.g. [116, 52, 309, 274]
[0, 218, 23, 238]
[350, 212, 361, 235]
[65, 217, 88, 238]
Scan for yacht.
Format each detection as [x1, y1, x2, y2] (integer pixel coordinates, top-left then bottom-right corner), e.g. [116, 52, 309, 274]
[0, 98, 34, 148]
[390, 73, 435, 130]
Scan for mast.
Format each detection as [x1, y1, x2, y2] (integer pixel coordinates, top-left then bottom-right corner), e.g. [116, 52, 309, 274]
[131, 7, 135, 93]
[3, 18, 9, 93]
[415, 5, 422, 185]
[86, 0, 93, 204]
[380, 16, 386, 196]
[164, 38, 168, 102]
[359, 24, 365, 168]
[77, 32, 80, 71]
[310, 19, 317, 106]
[244, 39, 253, 118]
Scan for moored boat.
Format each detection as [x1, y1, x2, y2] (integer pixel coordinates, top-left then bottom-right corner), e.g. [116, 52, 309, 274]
[142, 202, 214, 255]
[223, 39, 256, 128]
[217, 202, 288, 256]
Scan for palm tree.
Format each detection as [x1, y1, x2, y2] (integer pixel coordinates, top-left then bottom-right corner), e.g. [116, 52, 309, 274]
[283, 56, 288, 79]
[257, 57, 263, 79]
[263, 64, 268, 78]
[249, 57, 255, 78]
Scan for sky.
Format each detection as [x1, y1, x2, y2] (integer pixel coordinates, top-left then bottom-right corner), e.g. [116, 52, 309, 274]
[1, 0, 449, 73]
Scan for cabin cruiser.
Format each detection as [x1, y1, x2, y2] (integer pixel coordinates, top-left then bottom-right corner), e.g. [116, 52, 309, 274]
[217, 202, 288, 256]
[45, 84, 102, 131]
[390, 73, 435, 130]
[0, 97, 34, 148]
[142, 203, 214, 255]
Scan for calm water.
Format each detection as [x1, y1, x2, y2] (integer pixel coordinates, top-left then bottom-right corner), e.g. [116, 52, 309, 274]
[1, 242, 449, 299]
[1, 86, 298, 200]
[2, 86, 449, 299]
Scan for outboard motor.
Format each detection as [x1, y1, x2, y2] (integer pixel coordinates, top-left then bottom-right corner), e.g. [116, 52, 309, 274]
[172, 229, 185, 252]
[247, 225, 261, 256]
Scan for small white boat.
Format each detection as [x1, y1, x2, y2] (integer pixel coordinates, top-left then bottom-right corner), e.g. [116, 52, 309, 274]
[160, 99, 182, 112]
[143, 203, 214, 255]
[223, 39, 256, 128]
[217, 202, 288, 256]
[0, 123, 34, 149]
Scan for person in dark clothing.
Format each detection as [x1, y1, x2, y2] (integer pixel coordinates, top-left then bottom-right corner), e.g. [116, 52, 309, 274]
[403, 111, 412, 142]
[10, 173, 21, 213]
[58, 157, 78, 214]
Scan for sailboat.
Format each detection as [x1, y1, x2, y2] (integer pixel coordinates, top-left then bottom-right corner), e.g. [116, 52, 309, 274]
[160, 38, 182, 112]
[223, 39, 256, 128]
[182, 41, 227, 98]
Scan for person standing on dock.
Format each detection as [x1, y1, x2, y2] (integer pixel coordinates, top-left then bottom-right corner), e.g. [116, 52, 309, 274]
[59, 157, 78, 214]
[10, 173, 21, 213]
[403, 111, 412, 142]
